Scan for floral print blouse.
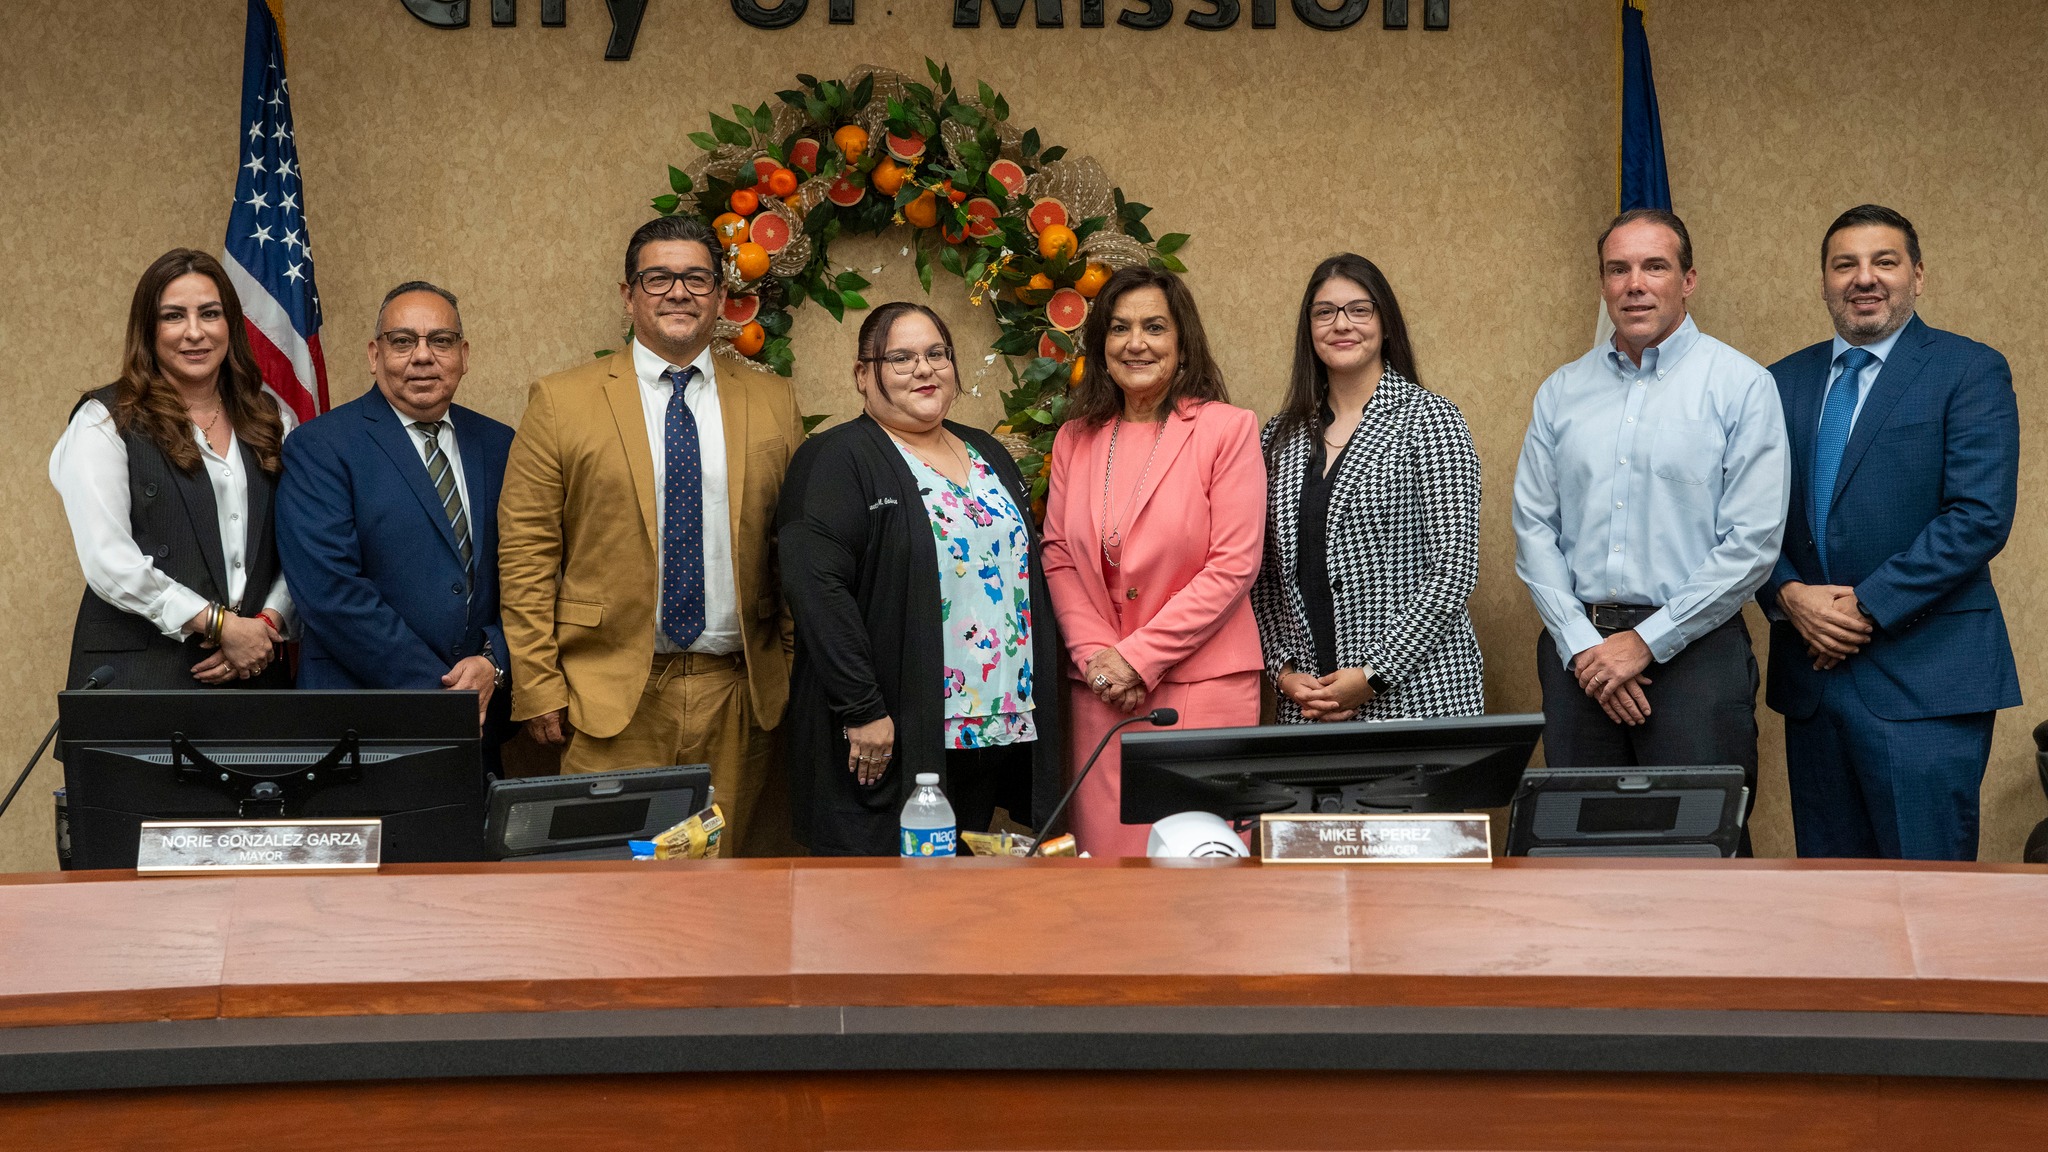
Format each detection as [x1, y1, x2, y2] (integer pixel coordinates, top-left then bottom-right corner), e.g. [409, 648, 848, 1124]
[894, 440, 1037, 749]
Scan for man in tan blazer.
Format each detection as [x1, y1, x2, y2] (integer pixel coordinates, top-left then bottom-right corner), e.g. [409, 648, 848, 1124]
[499, 215, 802, 855]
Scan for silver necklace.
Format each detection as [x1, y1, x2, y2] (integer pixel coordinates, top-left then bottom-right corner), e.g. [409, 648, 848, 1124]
[1099, 416, 1165, 566]
[888, 427, 969, 487]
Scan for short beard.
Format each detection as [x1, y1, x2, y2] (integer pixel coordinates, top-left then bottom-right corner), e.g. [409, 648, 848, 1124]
[1828, 293, 1913, 344]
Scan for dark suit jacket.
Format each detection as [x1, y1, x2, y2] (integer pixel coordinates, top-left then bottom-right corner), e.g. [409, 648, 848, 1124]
[276, 389, 515, 695]
[1758, 314, 2020, 721]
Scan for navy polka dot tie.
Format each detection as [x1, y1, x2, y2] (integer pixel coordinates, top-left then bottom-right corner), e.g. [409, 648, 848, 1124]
[661, 366, 705, 648]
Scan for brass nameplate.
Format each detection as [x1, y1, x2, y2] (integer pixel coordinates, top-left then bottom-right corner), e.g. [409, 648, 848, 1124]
[1260, 813, 1492, 864]
[136, 819, 382, 875]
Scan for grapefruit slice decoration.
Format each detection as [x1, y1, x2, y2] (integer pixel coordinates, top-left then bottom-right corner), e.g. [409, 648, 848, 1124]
[964, 198, 999, 239]
[988, 159, 1028, 198]
[1046, 288, 1088, 332]
[1027, 197, 1069, 235]
[751, 213, 792, 255]
[723, 295, 762, 325]
[826, 175, 865, 207]
[789, 138, 821, 175]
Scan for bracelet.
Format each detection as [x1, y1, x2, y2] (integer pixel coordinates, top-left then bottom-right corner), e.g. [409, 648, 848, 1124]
[205, 603, 226, 645]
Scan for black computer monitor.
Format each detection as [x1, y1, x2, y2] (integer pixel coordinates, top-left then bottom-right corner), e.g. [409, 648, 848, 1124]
[1120, 714, 1545, 825]
[486, 764, 712, 860]
[57, 690, 486, 870]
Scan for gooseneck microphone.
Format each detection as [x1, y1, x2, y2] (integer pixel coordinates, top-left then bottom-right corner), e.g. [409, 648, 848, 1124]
[1026, 706, 1178, 857]
[0, 666, 116, 823]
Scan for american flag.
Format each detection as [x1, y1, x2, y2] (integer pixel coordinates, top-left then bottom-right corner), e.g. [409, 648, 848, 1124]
[223, 0, 327, 423]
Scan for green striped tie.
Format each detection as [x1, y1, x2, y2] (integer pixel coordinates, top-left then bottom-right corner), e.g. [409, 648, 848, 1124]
[417, 420, 473, 570]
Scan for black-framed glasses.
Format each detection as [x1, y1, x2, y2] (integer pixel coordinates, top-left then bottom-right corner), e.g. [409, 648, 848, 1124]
[1309, 300, 1377, 327]
[632, 267, 719, 297]
[862, 347, 955, 376]
[377, 329, 464, 356]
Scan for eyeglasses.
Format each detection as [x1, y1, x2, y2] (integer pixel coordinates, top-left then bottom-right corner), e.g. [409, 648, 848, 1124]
[632, 267, 719, 297]
[377, 329, 463, 356]
[862, 347, 955, 376]
[1310, 300, 1377, 327]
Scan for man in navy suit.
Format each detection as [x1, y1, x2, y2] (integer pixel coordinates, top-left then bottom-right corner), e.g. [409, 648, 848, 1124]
[277, 282, 516, 743]
[1759, 205, 2020, 860]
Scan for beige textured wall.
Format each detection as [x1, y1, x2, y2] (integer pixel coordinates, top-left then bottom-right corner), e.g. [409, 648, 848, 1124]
[1, 0, 2040, 871]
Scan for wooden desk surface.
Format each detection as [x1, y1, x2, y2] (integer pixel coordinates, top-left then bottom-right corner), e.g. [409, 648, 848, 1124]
[6, 856, 2048, 1029]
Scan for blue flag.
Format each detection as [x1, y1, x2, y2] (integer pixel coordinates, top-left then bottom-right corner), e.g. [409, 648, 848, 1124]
[1619, 0, 1670, 212]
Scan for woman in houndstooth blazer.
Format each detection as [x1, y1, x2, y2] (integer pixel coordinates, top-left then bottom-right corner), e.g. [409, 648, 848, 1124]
[1252, 254, 1485, 723]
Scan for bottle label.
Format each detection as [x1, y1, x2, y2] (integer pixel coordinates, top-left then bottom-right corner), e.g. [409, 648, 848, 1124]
[900, 825, 957, 857]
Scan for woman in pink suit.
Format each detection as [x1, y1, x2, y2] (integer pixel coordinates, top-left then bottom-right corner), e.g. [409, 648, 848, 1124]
[1041, 267, 1267, 857]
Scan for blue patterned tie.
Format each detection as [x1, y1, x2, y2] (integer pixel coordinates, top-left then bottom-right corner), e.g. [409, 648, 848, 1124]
[660, 365, 705, 648]
[1811, 346, 1875, 582]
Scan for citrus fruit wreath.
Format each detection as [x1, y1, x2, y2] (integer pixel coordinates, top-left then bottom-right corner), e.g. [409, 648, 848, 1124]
[652, 59, 1189, 496]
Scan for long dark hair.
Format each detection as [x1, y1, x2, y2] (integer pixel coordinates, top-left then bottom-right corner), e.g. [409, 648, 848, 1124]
[1065, 266, 1230, 426]
[1270, 254, 1420, 453]
[108, 248, 284, 475]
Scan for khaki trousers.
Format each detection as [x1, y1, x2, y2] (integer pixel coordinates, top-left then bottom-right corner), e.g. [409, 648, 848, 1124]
[561, 651, 773, 857]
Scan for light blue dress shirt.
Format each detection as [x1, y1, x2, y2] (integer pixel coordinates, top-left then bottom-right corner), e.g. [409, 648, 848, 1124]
[1767, 321, 1910, 590]
[1513, 315, 1791, 665]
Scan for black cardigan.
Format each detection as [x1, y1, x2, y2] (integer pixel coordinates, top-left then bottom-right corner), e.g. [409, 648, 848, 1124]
[776, 414, 1063, 856]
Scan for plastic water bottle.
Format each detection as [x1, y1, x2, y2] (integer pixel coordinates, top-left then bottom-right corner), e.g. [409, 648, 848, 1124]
[900, 772, 957, 858]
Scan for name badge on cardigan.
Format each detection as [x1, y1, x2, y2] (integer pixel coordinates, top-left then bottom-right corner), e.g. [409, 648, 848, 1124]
[136, 819, 382, 874]
[1260, 813, 1492, 864]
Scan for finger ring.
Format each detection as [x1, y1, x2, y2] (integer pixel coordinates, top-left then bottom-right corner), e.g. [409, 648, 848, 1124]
[1092, 674, 1108, 688]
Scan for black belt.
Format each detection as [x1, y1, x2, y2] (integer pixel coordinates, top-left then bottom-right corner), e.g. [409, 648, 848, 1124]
[1585, 602, 1660, 634]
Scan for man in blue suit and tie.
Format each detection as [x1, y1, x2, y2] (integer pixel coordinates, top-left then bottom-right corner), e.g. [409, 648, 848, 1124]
[277, 282, 516, 744]
[1759, 205, 2021, 860]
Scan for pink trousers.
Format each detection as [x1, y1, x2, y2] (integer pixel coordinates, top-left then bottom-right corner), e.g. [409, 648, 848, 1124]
[1066, 671, 1262, 858]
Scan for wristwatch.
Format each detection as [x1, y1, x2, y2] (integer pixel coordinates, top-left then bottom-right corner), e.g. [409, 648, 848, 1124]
[1365, 668, 1390, 696]
[481, 638, 510, 688]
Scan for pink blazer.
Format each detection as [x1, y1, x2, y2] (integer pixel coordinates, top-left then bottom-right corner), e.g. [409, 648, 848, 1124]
[1041, 400, 1268, 687]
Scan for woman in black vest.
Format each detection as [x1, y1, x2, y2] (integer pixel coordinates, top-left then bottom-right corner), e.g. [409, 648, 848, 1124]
[777, 302, 1062, 855]
[51, 248, 294, 690]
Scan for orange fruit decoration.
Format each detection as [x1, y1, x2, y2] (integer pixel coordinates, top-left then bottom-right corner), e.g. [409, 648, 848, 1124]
[712, 212, 749, 246]
[1036, 223, 1079, 261]
[733, 321, 767, 357]
[1075, 263, 1111, 298]
[941, 180, 966, 205]
[1069, 355, 1087, 387]
[903, 189, 940, 229]
[732, 242, 770, 282]
[729, 188, 760, 216]
[1019, 272, 1054, 304]
[765, 167, 799, 197]
[871, 157, 908, 197]
[784, 194, 804, 210]
[832, 124, 869, 160]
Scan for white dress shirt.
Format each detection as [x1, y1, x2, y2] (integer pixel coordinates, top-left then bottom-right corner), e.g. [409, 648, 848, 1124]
[1821, 320, 1910, 430]
[631, 339, 740, 655]
[387, 389, 471, 532]
[1513, 315, 1791, 665]
[50, 394, 298, 639]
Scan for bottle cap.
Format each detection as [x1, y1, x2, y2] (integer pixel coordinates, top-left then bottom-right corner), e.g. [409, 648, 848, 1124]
[915, 772, 939, 786]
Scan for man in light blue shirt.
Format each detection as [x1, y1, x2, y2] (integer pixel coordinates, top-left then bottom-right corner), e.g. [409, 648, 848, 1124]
[1514, 209, 1790, 846]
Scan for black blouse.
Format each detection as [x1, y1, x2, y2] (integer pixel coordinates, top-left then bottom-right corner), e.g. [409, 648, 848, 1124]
[1295, 404, 1350, 676]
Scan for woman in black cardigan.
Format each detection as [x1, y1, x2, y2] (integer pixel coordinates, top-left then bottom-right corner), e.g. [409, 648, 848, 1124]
[777, 302, 1062, 855]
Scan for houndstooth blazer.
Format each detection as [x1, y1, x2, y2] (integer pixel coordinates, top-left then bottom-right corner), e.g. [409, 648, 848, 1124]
[1252, 369, 1486, 721]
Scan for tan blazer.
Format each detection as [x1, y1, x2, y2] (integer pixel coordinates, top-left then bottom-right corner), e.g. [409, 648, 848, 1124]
[499, 347, 803, 739]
